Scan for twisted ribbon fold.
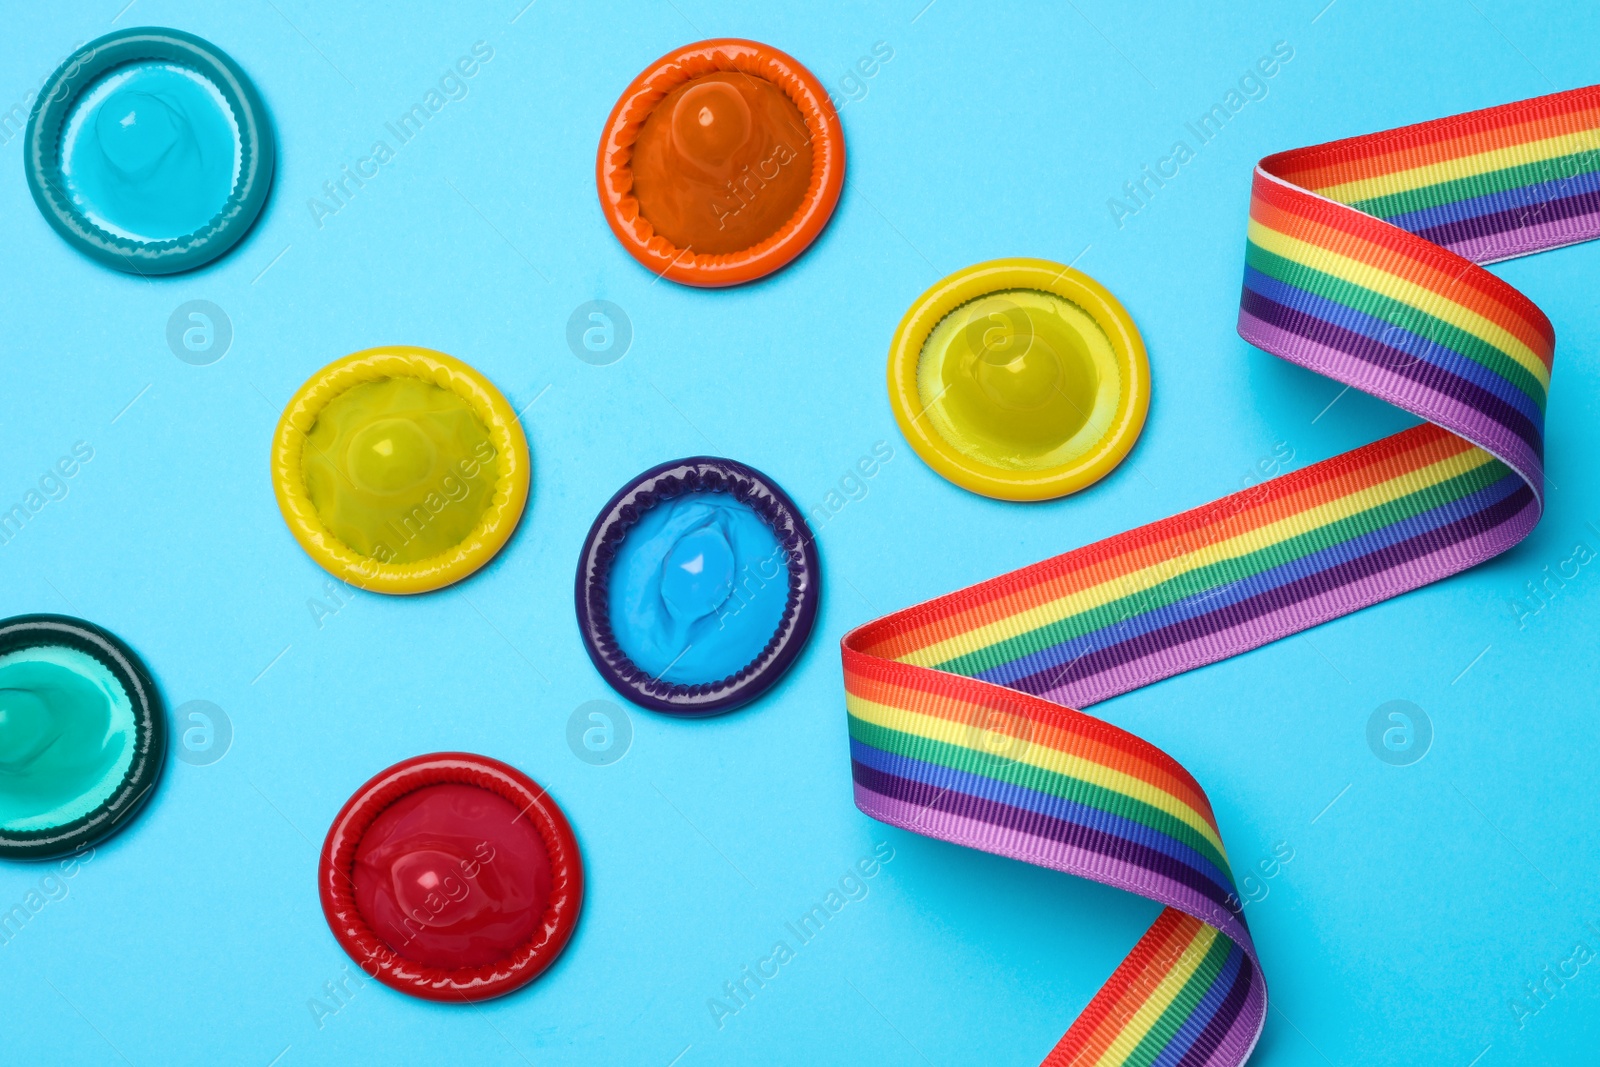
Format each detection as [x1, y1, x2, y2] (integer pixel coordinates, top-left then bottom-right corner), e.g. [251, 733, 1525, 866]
[844, 86, 1600, 1066]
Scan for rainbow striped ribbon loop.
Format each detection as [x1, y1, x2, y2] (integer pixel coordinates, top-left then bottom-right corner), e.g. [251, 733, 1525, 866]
[844, 86, 1600, 1066]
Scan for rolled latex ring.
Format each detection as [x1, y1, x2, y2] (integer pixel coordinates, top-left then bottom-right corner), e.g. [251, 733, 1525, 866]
[888, 258, 1150, 501]
[318, 752, 583, 1001]
[24, 27, 274, 274]
[0, 614, 166, 860]
[271, 347, 530, 594]
[596, 38, 845, 287]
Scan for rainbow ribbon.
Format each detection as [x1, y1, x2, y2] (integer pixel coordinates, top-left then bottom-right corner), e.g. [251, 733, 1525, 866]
[844, 86, 1600, 1066]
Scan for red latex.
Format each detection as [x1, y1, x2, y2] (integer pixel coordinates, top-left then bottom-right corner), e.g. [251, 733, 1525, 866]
[351, 783, 552, 970]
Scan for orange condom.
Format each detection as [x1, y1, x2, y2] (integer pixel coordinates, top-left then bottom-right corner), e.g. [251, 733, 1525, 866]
[596, 39, 846, 287]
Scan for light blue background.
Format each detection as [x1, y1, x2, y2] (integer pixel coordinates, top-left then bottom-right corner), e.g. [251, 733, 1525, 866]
[2, 1, 1597, 1064]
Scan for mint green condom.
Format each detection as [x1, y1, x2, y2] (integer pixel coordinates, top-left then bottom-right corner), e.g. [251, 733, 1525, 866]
[0, 616, 165, 860]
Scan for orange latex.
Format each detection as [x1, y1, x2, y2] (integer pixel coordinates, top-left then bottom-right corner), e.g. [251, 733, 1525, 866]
[630, 73, 814, 255]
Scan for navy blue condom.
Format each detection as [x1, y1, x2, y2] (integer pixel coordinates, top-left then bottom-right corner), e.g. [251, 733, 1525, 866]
[576, 458, 821, 715]
[24, 28, 274, 274]
[0, 615, 166, 860]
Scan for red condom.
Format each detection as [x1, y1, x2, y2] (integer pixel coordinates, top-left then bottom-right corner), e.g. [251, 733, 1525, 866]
[351, 783, 552, 970]
[320, 753, 582, 1001]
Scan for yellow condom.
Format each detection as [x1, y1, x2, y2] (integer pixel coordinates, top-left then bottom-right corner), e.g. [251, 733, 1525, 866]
[272, 347, 530, 593]
[303, 377, 500, 564]
[889, 259, 1149, 501]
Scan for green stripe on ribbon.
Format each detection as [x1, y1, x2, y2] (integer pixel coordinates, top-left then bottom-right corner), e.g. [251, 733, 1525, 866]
[934, 461, 1512, 680]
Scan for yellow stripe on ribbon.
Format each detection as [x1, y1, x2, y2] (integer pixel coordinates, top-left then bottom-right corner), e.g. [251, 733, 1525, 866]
[897, 445, 1499, 669]
[847, 692, 1229, 855]
[1312, 126, 1600, 206]
[1094, 923, 1220, 1067]
[1248, 219, 1550, 386]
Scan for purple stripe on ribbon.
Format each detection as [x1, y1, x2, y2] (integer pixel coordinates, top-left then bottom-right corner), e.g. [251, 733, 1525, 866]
[976, 469, 1523, 694]
[852, 779, 1255, 949]
[1416, 186, 1600, 253]
[1152, 943, 1247, 1067]
[1448, 204, 1600, 263]
[1242, 264, 1543, 424]
[1023, 481, 1534, 705]
[849, 736, 1235, 890]
[1239, 310, 1544, 491]
[1383, 166, 1600, 234]
[1176, 954, 1262, 1067]
[1240, 291, 1543, 468]
[851, 759, 1237, 912]
[1043, 492, 1537, 709]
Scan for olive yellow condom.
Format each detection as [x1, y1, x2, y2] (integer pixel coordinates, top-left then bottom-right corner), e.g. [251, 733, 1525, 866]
[271, 347, 530, 593]
[888, 259, 1150, 501]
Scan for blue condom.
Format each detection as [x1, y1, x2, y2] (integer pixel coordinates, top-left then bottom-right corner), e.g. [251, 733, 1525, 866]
[607, 492, 788, 684]
[576, 458, 821, 716]
[24, 28, 274, 274]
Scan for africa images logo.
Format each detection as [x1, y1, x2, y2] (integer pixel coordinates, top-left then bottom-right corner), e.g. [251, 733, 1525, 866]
[705, 842, 896, 1031]
[305, 41, 495, 229]
[1106, 41, 1295, 229]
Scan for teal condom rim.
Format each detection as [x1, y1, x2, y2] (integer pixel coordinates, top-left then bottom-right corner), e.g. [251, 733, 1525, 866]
[23, 27, 275, 275]
[0, 615, 166, 861]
